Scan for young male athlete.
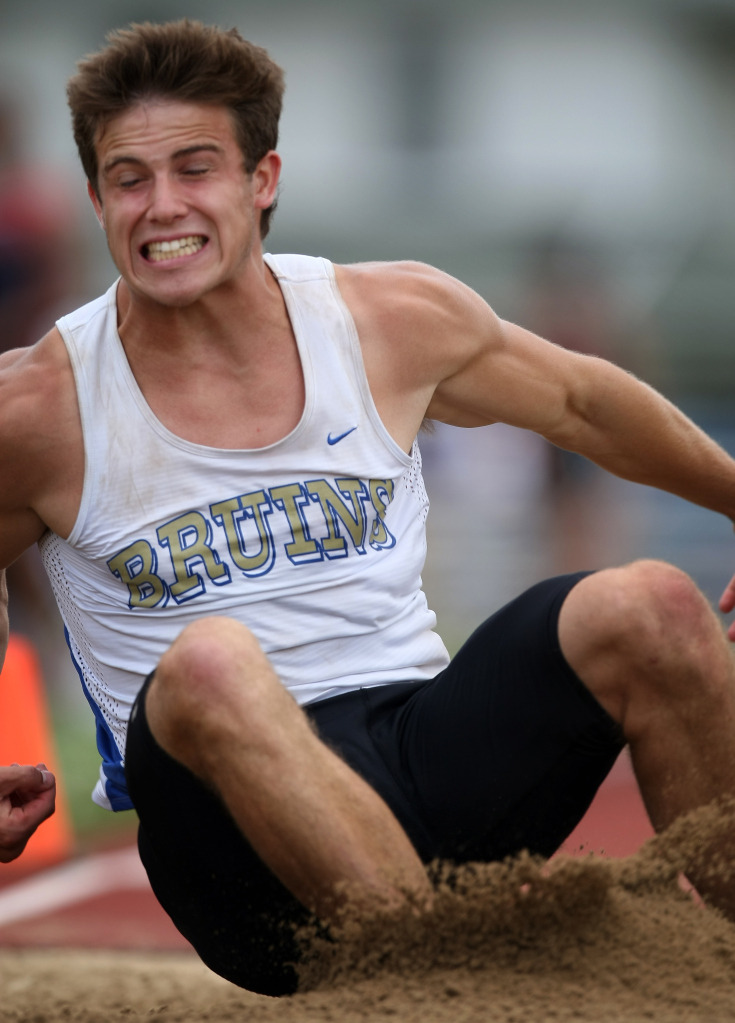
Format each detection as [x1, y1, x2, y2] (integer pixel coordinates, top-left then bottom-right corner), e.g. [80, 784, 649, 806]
[3, 20, 735, 996]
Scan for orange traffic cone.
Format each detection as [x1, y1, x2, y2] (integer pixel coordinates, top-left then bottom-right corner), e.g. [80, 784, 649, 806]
[0, 632, 74, 870]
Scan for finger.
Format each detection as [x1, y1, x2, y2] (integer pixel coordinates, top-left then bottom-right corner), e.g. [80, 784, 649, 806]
[0, 764, 54, 796]
[33, 764, 55, 789]
[15, 770, 56, 797]
[719, 580, 735, 613]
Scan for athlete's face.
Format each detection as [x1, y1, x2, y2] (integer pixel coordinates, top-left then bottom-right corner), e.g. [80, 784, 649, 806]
[88, 98, 280, 308]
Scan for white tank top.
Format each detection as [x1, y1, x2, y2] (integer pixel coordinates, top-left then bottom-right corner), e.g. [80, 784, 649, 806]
[41, 254, 449, 810]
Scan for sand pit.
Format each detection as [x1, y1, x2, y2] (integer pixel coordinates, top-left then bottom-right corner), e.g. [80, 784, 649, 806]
[3, 808, 735, 1023]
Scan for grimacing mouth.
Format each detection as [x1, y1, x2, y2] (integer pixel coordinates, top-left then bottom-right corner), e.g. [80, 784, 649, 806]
[142, 235, 208, 262]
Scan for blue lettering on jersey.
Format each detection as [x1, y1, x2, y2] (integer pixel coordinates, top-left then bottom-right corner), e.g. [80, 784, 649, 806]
[107, 476, 397, 609]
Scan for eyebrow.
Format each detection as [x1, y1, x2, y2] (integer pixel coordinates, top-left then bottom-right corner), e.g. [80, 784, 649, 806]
[102, 143, 223, 176]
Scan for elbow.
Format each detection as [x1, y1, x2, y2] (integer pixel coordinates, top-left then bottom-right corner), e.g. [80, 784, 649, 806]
[542, 396, 592, 455]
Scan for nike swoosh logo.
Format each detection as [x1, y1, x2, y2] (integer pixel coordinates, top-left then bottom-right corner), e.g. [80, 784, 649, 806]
[327, 426, 358, 445]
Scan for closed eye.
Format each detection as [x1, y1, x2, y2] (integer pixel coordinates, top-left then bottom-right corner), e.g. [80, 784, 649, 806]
[118, 176, 144, 189]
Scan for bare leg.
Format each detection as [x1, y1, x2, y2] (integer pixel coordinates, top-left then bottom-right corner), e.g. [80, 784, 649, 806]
[559, 559, 735, 914]
[144, 616, 432, 922]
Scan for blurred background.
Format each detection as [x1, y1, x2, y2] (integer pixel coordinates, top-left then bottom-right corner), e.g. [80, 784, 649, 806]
[2, 0, 735, 840]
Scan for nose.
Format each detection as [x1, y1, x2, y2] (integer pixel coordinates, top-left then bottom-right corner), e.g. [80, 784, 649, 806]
[146, 173, 187, 223]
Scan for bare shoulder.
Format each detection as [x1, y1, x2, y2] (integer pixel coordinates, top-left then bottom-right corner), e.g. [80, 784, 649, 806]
[0, 328, 76, 437]
[336, 259, 500, 385]
[333, 260, 505, 443]
[335, 260, 496, 365]
[0, 328, 82, 551]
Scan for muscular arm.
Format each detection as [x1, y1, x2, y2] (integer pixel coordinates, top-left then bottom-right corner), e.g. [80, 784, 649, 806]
[0, 333, 82, 571]
[342, 260, 735, 523]
[0, 335, 80, 862]
[345, 259, 735, 631]
[433, 315, 735, 521]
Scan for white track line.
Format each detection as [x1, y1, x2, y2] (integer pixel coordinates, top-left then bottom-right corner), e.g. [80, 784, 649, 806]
[0, 846, 147, 927]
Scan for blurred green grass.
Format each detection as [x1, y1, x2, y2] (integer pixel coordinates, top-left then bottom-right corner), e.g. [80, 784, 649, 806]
[50, 702, 137, 847]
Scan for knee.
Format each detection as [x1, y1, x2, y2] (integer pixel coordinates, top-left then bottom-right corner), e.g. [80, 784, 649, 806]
[617, 559, 708, 633]
[584, 559, 712, 655]
[561, 560, 726, 723]
[150, 617, 271, 743]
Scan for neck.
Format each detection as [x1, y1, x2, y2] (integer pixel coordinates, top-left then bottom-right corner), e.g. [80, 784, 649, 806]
[116, 254, 282, 358]
[110, 253, 305, 449]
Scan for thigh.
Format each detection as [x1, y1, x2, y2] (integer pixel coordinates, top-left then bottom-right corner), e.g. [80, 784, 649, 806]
[125, 676, 312, 997]
[366, 572, 625, 863]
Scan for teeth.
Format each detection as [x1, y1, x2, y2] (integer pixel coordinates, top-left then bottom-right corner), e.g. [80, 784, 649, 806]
[146, 236, 205, 261]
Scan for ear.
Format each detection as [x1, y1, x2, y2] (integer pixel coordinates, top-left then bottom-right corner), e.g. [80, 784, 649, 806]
[252, 151, 282, 211]
[87, 180, 105, 230]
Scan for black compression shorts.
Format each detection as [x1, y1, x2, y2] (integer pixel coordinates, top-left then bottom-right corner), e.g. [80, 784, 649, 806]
[124, 571, 624, 996]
